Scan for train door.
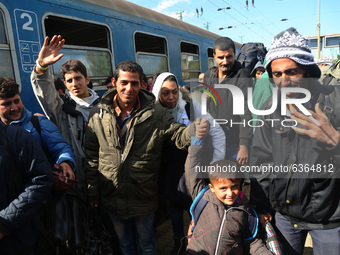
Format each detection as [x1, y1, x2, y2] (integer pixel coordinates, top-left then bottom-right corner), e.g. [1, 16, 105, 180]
[0, 3, 21, 86]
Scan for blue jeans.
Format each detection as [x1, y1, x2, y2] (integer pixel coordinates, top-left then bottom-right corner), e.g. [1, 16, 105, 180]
[275, 212, 340, 255]
[108, 213, 156, 255]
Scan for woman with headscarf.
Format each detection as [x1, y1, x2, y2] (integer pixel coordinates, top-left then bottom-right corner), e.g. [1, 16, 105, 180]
[152, 72, 190, 126]
[152, 72, 191, 254]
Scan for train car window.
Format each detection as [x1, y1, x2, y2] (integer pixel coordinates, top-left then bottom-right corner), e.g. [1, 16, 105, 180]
[181, 42, 200, 82]
[44, 15, 112, 89]
[50, 48, 112, 77]
[207, 48, 215, 69]
[135, 32, 168, 77]
[44, 16, 109, 48]
[0, 11, 14, 78]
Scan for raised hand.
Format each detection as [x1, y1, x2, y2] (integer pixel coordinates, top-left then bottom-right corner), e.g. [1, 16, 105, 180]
[195, 117, 210, 139]
[289, 103, 340, 147]
[35, 35, 65, 73]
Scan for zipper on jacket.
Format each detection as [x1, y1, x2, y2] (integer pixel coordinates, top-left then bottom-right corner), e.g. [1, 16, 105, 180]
[214, 207, 250, 255]
[120, 106, 154, 161]
[215, 209, 227, 255]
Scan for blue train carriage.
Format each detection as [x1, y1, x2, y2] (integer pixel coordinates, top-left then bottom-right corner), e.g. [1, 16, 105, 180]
[0, 0, 241, 114]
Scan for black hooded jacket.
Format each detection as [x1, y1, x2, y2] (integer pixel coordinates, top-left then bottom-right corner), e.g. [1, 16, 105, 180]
[250, 81, 340, 229]
[0, 125, 53, 254]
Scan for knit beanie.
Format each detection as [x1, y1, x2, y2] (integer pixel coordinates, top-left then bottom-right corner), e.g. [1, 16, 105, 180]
[265, 27, 321, 78]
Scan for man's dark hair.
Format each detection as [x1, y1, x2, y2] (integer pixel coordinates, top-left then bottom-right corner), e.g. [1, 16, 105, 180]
[0, 77, 19, 98]
[54, 76, 66, 93]
[213, 37, 235, 54]
[60, 59, 87, 79]
[252, 67, 266, 78]
[142, 73, 148, 83]
[88, 80, 93, 89]
[113, 61, 144, 82]
[105, 76, 113, 85]
[256, 67, 266, 73]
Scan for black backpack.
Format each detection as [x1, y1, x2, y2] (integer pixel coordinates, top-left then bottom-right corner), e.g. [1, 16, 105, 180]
[236, 42, 267, 74]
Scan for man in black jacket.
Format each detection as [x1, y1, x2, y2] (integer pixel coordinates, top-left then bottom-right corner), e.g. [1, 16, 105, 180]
[203, 37, 253, 166]
[0, 125, 53, 255]
[250, 27, 340, 255]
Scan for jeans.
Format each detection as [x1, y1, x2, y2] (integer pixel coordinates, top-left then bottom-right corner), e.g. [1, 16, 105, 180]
[108, 212, 156, 255]
[275, 212, 340, 255]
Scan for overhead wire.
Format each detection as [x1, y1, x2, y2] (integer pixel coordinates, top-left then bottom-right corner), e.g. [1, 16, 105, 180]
[206, 0, 245, 32]
[217, 0, 268, 41]
[207, 0, 242, 24]
[222, 0, 274, 36]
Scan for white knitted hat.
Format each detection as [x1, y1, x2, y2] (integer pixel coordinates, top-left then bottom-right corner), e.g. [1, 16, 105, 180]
[265, 27, 321, 78]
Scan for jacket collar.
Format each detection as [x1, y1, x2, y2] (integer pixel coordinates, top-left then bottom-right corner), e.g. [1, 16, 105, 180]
[214, 60, 243, 78]
[60, 93, 87, 117]
[98, 88, 156, 112]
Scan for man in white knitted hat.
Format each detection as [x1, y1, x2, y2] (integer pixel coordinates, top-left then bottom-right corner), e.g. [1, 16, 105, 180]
[250, 27, 340, 255]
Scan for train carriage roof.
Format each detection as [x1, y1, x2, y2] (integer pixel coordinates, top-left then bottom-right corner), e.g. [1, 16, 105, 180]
[82, 0, 240, 47]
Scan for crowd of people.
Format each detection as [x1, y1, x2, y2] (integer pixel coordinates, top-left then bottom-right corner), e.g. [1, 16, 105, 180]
[1, 26, 340, 255]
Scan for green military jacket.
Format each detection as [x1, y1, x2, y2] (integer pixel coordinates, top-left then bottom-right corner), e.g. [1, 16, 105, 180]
[319, 60, 340, 85]
[85, 89, 191, 219]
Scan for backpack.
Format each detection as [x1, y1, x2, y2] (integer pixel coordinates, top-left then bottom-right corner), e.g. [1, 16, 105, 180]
[318, 85, 340, 167]
[318, 85, 340, 128]
[30, 115, 90, 253]
[236, 42, 267, 74]
[189, 186, 259, 242]
[31, 115, 41, 135]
